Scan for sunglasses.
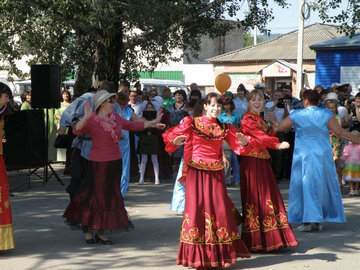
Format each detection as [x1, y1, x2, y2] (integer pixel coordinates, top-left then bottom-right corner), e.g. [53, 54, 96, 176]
[106, 99, 115, 104]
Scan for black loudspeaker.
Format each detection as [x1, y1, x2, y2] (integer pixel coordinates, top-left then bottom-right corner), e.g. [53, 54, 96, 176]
[3, 110, 46, 170]
[31, 64, 61, 109]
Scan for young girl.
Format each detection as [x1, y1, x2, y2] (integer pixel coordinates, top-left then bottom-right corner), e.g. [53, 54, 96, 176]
[325, 99, 346, 187]
[240, 89, 298, 251]
[138, 102, 161, 185]
[342, 130, 360, 196]
[163, 93, 252, 269]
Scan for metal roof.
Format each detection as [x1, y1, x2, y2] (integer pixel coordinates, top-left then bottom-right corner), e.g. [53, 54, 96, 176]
[207, 23, 342, 63]
[310, 32, 360, 50]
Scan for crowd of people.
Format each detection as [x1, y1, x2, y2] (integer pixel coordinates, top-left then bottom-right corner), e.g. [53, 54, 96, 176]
[2, 79, 360, 270]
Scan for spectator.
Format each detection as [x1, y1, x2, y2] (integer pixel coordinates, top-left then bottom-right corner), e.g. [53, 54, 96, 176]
[168, 89, 189, 171]
[233, 84, 248, 120]
[265, 88, 290, 182]
[55, 89, 73, 174]
[162, 87, 174, 110]
[218, 96, 241, 187]
[20, 90, 32, 110]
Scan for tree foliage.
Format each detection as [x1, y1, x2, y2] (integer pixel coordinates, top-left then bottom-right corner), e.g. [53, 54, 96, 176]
[310, 0, 360, 37]
[1, 0, 289, 93]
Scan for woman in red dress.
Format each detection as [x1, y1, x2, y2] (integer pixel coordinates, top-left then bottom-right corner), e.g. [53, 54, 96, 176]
[163, 93, 251, 269]
[239, 89, 298, 251]
[0, 83, 15, 250]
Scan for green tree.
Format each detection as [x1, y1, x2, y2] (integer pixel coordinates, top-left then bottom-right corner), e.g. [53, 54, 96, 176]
[310, 0, 360, 37]
[0, 0, 288, 94]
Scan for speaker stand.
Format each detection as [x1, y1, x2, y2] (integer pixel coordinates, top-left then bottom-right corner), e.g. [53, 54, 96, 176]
[41, 108, 64, 186]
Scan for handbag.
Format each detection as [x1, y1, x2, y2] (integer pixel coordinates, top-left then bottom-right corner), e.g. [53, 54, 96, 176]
[54, 134, 69, 148]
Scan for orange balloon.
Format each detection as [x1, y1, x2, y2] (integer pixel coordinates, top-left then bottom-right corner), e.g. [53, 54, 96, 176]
[215, 73, 231, 93]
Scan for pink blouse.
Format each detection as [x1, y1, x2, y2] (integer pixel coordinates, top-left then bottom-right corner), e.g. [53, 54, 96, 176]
[73, 112, 144, 161]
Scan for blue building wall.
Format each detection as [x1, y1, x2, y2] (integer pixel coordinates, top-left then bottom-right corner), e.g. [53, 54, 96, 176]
[314, 49, 360, 88]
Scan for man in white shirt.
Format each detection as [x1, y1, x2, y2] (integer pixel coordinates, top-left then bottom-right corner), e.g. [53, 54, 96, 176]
[265, 89, 290, 182]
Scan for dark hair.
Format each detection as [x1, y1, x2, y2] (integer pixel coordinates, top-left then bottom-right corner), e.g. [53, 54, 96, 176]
[115, 92, 128, 106]
[223, 96, 235, 111]
[319, 89, 329, 96]
[119, 80, 130, 88]
[303, 89, 320, 105]
[188, 98, 198, 109]
[145, 101, 155, 110]
[355, 92, 360, 99]
[189, 89, 202, 100]
[204, 92, 224, 129]
[61, 89, 71, 102]
[134, 81, 141, 88]
[192, 99, 204, 117]
[0, 82, 12, 98]
[314, 85, 324, 93]
[21, 90, 31, 103]
[174, 89, 187, 101]
[237, 83, 247, 93]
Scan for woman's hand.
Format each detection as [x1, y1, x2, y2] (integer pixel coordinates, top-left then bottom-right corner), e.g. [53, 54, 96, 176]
[84, 101, 92, 119]
[155, 123, 166, 130]
[57, 126, 67, 135]
[277, 141, 290, 150]
[271, 121, 279, 133]
[236, 132, 249, 146]
[172, 135, 186, 146]
[155, 108, 164, 123]
[223, 156, 230, 168]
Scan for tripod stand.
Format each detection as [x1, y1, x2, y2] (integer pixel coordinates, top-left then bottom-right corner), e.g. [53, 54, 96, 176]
[32, 108, 64, 186]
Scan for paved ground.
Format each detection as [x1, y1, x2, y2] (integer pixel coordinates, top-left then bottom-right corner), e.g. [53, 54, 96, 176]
[1, 164, 360, 270]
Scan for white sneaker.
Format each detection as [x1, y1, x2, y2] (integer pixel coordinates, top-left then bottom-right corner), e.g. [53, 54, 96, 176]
[295, 224, 312, 232]
[155, 180, 160, 185]
[138, 180, 144, 185]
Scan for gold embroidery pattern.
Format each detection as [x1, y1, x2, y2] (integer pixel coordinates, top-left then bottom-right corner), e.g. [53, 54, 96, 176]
[192, 117, 230, 141]
[187, 159, 223, 171]
[180, 212, 240, 245]
[243, 200, 289, 233]
[247, 114, 270, 134]
[245, 149, 270, 159]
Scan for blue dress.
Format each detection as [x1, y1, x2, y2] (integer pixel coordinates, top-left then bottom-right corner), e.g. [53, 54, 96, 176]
[118, 106, 133, 197]
[170, 159, 185, 214]
[288, 106, 346, 223]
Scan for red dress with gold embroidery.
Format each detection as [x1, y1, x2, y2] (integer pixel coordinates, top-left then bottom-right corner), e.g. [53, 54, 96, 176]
[163, 116, 251, 269]
[240, 112, 298, 251]
[0, 108, 15, 250]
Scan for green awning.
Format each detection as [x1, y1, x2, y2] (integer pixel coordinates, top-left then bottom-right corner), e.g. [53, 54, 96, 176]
[139, 71, 183, 81]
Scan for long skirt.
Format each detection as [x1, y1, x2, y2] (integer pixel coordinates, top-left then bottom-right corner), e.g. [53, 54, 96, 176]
[240, 156, 298, 252]
[177, 167, 250, 268]
[63, 159, 133, 231]
[0, 155, 15, 250]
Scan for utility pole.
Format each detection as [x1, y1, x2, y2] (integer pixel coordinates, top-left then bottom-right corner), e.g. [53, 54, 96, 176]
[296, 0, 305, 98]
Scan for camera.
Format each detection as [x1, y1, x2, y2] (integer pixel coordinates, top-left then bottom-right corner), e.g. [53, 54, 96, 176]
[142, 110, 157, 121]
[276, 98, 285, 108]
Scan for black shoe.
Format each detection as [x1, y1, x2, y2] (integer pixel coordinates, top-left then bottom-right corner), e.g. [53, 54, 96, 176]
[95, 234, 113, 245]
[85, 238, 95, 244]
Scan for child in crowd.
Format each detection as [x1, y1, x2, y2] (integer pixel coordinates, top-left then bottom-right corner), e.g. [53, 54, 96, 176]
[326, 99, 346, 187]
[137, 102, 160, 185]
[342, 130, 360, 196]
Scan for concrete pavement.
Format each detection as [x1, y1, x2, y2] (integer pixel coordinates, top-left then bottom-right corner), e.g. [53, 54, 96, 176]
[1, 164, 360, 270]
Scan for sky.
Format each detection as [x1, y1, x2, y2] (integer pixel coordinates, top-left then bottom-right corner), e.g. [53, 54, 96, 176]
[237, 1, 349, 35]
